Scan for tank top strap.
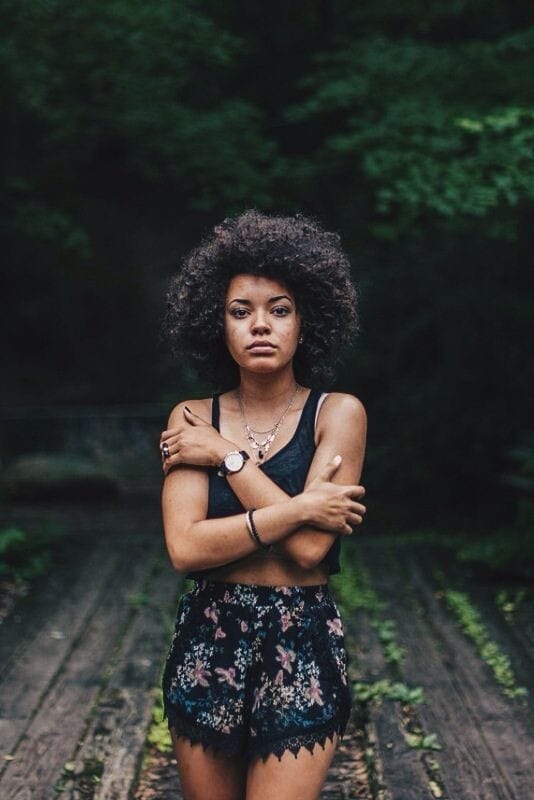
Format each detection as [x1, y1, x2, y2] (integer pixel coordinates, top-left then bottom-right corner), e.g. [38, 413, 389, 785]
[296, 387, 322, 439]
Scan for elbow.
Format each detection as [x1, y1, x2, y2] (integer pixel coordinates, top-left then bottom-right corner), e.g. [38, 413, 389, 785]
[169, 554, 189, 574]
[165, 529, 195, 574]
[167, 546, 190, 574]
[294, 545, 326, 572]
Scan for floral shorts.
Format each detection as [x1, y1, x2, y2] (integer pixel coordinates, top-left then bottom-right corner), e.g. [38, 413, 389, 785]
[162, 578, 352, 762]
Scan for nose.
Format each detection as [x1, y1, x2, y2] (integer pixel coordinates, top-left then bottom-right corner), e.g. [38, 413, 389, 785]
[251, 311, 271, 335]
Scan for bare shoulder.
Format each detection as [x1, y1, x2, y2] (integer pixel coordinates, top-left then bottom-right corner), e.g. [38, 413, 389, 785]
[316, 392, 367, 442]
[166, 396, 213, 428]
[320, 391, 367, 422]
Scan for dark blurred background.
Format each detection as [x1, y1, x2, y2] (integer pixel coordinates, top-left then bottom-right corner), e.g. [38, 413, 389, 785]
[1, 1, 533, 574]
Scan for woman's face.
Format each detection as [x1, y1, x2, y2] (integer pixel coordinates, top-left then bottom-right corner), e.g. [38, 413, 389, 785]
[224, 274, 302, 374]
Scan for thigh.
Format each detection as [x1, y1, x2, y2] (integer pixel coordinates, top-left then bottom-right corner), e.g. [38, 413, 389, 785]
[172, 729, 247, 800]
[246, 733, 339, 800]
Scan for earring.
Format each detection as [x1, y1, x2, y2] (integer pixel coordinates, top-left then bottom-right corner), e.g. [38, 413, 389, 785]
[298, 335, 304, 344]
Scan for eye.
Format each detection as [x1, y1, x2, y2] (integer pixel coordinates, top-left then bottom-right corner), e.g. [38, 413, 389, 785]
[272, 306, 291, 316]
[230, 308, 249, 318]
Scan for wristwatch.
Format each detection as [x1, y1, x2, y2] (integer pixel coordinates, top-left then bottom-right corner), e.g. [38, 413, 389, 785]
[217, 449, 250, 478]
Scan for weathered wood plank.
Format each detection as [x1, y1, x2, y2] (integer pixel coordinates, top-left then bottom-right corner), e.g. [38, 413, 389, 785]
[0, 537, 159, 800]
[0, 540, 119, 758]
[361, 542, 533, 800]
[342, 606, 432, 799]
[407, 554, 534, 788]
[419, 547, 534, 695]
[63, 560, 181, 800]
[0, 539, 92, 680]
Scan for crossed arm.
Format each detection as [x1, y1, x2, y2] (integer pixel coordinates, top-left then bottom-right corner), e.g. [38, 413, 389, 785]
[161, 393, 367, 573]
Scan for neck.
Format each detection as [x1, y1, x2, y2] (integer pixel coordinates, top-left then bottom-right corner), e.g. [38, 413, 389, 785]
[236, 367, 299, 406]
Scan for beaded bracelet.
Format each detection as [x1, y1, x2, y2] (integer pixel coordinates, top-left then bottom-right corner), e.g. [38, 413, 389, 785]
[245, 508, 271, 551]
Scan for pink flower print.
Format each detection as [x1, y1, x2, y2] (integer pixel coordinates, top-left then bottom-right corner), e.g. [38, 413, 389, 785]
[240, 620, 248, 632]
[275, 586, 293, 595]
[275, 644, 296, 673]
[327, 617, 343, 636]
[204, 603, 218, 624]
[190, 658, 211, 687]
[274, 669, 284, 686]
[214, 666, 242, 690]
[280, 612, 293, 632]
[305, 676, 324, 706]
[215, 626, 226, 639]
[252, 683, 266, 712]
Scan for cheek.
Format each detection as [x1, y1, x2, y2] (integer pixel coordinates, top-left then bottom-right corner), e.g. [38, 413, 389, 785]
[224, 320, 241, 352]
[279, 318, 300, 343]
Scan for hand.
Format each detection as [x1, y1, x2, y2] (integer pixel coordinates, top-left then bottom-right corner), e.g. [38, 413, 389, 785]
[302, 455, 366, 535]
[160, 407, 236, 475]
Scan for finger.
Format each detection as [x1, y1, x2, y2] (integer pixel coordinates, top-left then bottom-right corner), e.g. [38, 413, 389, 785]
[163, 453, 181, 472]
[183, 406, 211, 426]
[318, 455, 343, 481]
[345, 484, 365, 499]
[160, 428, 181, 442]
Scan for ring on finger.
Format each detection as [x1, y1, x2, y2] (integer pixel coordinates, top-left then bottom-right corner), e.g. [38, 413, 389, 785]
[161, 442, 170, 459]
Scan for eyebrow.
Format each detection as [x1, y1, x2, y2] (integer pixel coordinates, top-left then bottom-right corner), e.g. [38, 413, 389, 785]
[228, 295, 293, 305]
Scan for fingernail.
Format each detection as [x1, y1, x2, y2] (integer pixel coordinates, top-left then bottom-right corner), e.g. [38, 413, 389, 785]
[333, 454, 342, 464]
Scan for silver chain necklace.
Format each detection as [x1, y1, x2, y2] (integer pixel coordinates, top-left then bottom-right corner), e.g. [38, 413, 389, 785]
[237, 384, 301, 463]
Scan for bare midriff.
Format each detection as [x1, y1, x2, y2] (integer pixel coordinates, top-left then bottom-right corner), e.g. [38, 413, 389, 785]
[203, 546, 329, 586]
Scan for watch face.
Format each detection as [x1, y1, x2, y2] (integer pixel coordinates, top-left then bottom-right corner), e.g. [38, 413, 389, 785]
[225, 452, 244, 472]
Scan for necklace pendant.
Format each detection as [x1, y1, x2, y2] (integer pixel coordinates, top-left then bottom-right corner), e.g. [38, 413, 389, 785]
[258, 449, 264, 459]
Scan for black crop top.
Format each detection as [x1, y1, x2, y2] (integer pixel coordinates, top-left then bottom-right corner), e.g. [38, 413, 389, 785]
[185, 387, 341, 581]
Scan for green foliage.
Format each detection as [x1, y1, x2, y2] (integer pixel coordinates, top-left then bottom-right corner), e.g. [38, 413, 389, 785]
[0, 526, 26, 556]
[0, 526, 53, 583]
[146, 687, 173, 753]
[404, 731, 442, 751]
[332, 544, 406, 666]
[443, 589, 528, 699]
[283, 29, 534, 238]
[354, 679, 425, 705]
[495, 589, 527, 616]
[455, 529, 534, 579]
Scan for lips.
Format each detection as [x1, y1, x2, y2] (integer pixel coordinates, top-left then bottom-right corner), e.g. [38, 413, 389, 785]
[247, 342, 276, 350]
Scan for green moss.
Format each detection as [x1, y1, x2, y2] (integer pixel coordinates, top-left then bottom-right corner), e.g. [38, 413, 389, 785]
[354, 679, 424, 705]
[443, 589, 528, 700]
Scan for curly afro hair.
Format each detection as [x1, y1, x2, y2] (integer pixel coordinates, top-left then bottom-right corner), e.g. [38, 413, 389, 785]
[162, 209, 360, 390]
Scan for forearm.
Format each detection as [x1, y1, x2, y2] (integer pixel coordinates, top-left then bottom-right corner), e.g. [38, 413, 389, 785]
[163, 490, 309, 574]
[222, 455, 330, 567]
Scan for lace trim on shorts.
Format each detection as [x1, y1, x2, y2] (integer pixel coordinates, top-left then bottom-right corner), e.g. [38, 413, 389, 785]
[166, 705, 350, 762]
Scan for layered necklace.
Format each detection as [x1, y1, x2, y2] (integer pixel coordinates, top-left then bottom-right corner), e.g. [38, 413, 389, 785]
[237, 383, 301, 463]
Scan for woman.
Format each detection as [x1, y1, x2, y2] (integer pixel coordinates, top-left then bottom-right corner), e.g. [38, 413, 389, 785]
[159, 210, 367, 800]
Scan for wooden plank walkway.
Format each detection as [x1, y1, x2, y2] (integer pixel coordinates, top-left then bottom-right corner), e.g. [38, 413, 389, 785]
[1, 513, 532, 799]
[0, 509, 181, 800]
